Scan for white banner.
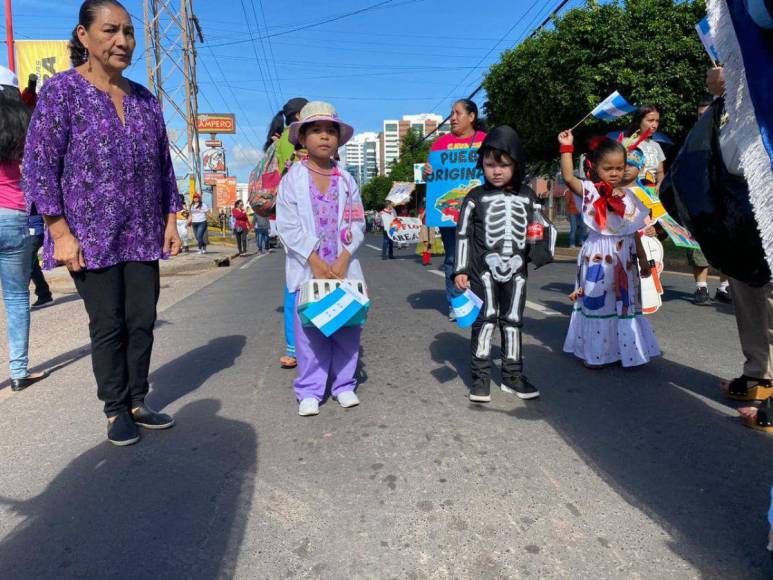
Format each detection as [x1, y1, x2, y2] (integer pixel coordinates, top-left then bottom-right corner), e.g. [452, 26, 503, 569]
[383, 215, 422, 244]
[386, 181, 415, 206]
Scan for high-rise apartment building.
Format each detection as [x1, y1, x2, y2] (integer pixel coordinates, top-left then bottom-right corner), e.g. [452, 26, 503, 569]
[378, 113, 450, 175]
[344, 132, 381, 186]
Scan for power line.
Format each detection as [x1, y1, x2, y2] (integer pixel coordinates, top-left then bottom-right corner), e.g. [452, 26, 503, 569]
[239, 0, 279, 112]
[254, 0, 284, 103]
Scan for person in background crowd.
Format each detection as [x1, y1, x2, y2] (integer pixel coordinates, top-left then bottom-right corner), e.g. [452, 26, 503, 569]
[20, 74, 37, 110]
[190, 193, 209, 254]
[379, 200, 396, 260]
[218, 209, 226, 237]
[564, 188, 585, 248]
[688, 96, 731, 305]
[0, 65, 48, 392]
[232, 199, 249, 256]
[28, 203, 53, 308]
[253, 211, 270, 254]
[23, 0, 182, 446]
[276, 101, 365, 416]
[629, 105, 666, 188]
[423, 99, 487, 320]
[176, 197, 190, 253]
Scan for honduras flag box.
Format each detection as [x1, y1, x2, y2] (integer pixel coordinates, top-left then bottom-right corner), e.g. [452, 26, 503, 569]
[695, 16, 720, 62]
[301, 282, 370, 337]
[590, 91, 637, 121]
[451, 289, 483, 329]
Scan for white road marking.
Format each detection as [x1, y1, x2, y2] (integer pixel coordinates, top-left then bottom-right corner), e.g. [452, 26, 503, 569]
[366, 244, 381, 251]
[240, 253, 267, 270]
[669, 382, 738, 417]
[428, 270, 561, 317]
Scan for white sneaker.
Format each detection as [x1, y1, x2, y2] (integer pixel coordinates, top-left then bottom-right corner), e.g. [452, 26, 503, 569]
[298, 398, 319, 416]
[336, 390, 360, 408]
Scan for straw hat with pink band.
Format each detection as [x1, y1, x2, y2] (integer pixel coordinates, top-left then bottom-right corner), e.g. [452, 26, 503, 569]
[288, 101, 354, 146]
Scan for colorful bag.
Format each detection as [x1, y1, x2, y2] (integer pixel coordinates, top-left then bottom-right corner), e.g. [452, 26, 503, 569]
[248, 141, 281, 217]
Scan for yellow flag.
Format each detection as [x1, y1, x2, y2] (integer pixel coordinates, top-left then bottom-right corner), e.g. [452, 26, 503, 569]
[15, 40, 71, 88]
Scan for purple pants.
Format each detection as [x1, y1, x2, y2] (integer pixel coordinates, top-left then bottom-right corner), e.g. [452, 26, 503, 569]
[294, 295, 361, 401]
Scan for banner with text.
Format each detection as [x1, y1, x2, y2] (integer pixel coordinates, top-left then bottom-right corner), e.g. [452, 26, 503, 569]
[386, 181, 415, 206]
[383, 215, 422, 244]
[15, 40, 70, 88]
[425, 148, 483, 227]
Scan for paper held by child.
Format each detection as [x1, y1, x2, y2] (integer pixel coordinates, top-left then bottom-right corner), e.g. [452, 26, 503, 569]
[451, 290, 483, 329]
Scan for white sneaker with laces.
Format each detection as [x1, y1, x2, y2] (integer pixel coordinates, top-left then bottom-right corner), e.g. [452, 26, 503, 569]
[336, 390, 360, 408]
[298, 398, 319, 416]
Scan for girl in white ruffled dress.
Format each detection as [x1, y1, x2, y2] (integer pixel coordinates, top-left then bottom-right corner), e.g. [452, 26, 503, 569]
[558, 130, 661, 368]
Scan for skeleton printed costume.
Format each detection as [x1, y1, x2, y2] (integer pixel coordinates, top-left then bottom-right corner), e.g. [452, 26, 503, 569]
[454, 127, 544, 395]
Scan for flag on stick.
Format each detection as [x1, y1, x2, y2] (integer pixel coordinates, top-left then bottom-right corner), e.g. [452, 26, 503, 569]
[451, 289, 483, 329]
[695, 16, 720, 64]
[570, 91, 637, 130]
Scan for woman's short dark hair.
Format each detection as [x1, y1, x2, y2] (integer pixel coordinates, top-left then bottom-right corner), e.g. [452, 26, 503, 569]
[0, 91, 31, 163]
[629, 104, 660, 134]
[69, 0, 128, 67]
[454, 99, 486, 132]
[234, 199, 243, 208]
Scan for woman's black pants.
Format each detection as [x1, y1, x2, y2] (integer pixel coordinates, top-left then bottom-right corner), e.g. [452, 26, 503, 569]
[72, 261, 160, 417]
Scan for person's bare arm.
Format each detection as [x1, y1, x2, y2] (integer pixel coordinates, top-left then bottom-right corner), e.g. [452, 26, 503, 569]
[44, 216, 85, 272]
[558, 130, 583, 196]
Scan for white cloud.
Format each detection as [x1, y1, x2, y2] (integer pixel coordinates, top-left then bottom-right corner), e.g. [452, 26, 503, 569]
[229, 144, 264, 173]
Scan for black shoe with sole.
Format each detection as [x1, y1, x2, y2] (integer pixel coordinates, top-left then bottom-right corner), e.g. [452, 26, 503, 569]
[714, 288, 732, 304]
[132, 404, 175, 430]
[108, 411, 141, 446]
[469, 383, 491, 403]
[693, 287, 712, 306]
[31, 296, 53, 309]
[10, 370, 49, 392]
[501, 376, 540, 400]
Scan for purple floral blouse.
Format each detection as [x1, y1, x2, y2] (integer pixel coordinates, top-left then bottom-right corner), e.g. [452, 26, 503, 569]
[309, 171, 340, 267]
[23, 69, 181, 270]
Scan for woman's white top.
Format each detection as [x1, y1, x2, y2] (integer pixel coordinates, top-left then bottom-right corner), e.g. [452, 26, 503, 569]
[190, 203, 209, 223]
[637, 139, 665, 180]
[276, 163, 366, 293]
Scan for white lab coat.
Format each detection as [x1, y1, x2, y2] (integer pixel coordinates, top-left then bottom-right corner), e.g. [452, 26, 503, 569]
[276, 163, 366, 292]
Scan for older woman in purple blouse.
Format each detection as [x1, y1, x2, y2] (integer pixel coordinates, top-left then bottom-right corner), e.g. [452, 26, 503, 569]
[23, 0, 182, 446]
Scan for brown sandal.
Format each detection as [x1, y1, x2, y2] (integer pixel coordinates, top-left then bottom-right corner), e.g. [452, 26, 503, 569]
[739, 398, 773, 433]
[279, 356, 297, 369]
[721, 376, 773, 401]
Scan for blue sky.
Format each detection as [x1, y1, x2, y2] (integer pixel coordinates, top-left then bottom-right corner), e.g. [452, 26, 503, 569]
[2, 0, 579, 180]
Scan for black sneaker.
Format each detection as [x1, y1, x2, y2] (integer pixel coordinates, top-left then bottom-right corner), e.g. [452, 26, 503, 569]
[693, 287, 712, 306]
[131, 404, 175, 430]
[469, 383, 491, 403]
[714, 287, 732, 304]
[108, 411, 140, 446]
[31, 296, 53, 309]
[501, 376, 540, 400]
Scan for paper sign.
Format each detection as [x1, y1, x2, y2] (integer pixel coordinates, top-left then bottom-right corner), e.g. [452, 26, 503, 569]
[382, 215, 422, 244]
[425, 149, 483, 227]
[414, 164, 426, 184]
[386, 182, 415, 206]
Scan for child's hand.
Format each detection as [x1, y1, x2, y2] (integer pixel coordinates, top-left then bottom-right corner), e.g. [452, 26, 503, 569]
[558, 130, 574, 146]
[611, 188, 625, 198]
[309, 252, 333, 279]
[455, 274, 469, 291]
[330, 250, 351, 280]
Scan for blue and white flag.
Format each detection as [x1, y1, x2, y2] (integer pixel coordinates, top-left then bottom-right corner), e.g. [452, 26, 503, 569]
[695, 16, 720, 62]
[451, 289, 483, 329]
[590, 91, 637, 121]
[303, 283, 369, 337]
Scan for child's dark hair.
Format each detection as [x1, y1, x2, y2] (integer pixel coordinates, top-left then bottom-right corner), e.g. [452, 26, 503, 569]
[588, 136, 626, 166]
[264, 97, 308, 151]
[0, 91, 31, 163]
[299, 121, 340, 139]
[454, 99, 486, 132]
[629, 104, 660, 133]
[70, 0, 128, 67]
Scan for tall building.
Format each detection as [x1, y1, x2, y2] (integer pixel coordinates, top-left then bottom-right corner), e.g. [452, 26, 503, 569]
[378, 113, 449, 175]
[344, 132, 381, 186]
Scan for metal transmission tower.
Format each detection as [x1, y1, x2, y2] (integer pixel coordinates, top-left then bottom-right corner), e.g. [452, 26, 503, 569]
[143, 0, 204, 194]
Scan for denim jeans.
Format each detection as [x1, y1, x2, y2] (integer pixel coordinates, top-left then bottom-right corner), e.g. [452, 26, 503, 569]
[568, 213, 586, 247]
[381, 231, 393, 258]
[255, 228, 269, 252]
[192, 221, 208, 249]
[440, 227, 462, 310]
[29, 234, 52, 300]
[0, 210, 32, 379]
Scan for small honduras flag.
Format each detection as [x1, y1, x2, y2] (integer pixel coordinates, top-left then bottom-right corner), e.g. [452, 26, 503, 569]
[451, 289, 483, 329]
[590, 91, 638, 121]
[695, 16, 720, 63]
[303, 282, 370, 337]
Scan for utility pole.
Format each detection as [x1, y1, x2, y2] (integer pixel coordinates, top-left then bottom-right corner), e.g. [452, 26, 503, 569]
[5, 0, 15, 72]
[143, 0, 203, 196]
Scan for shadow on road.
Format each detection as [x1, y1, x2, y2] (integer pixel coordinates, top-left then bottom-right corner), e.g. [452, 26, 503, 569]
[471, 313, 773, 578]
[0, 399, 257, 579]
[407, 288, 448, 316]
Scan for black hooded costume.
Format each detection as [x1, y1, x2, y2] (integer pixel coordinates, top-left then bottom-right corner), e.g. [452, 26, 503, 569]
[453, 126, 543, 393]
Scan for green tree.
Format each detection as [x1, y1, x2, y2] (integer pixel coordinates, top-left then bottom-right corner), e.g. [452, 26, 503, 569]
[389, 129, 433, 182]
[361, 174, 393, 210]
[483, 0, 708, 170]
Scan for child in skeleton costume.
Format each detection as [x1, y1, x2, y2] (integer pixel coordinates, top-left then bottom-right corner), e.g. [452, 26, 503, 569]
[453, 126, 548, 402]
[558, 130, 661, 368]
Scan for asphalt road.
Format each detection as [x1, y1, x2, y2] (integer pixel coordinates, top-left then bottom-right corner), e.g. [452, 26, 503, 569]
[0, 235, 771, 579]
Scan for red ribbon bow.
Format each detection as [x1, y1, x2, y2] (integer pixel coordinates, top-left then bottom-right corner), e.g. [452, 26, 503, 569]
[592, 182, 625, 229]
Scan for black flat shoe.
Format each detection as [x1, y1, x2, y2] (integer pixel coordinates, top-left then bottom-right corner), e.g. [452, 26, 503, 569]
[132, 404, 175, 430]
[108, 411, 140, 446]
[11, 371, 49, 392]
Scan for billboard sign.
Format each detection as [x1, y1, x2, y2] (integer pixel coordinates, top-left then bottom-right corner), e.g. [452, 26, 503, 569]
[196, 114, 236, 135]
